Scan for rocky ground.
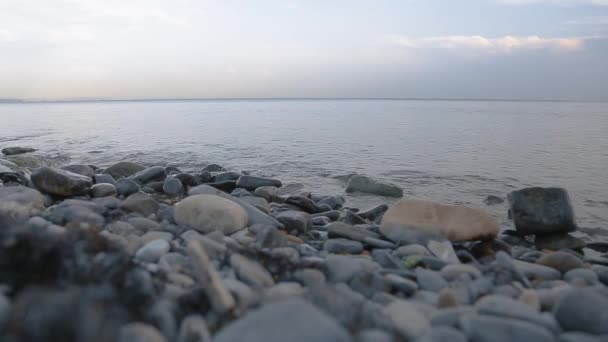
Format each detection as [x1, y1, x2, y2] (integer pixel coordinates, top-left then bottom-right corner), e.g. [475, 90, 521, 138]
[1, 147, 608, 342]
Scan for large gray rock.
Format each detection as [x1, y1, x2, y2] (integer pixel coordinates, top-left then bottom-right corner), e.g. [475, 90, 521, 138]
[460, 315, 554, 342]
[553, 288, 608, 334]
[115, 178, 140, 197]
[508, 187, 577, 235]
[31, 166, 92, 197]
[345, 175, 403, 197]
[102, 161, 146, 179]
[213, 298, 352, 342]
[174, 194, 248, 234]
[162, 177, 183, 196]
[189, 185, 282, 229]
[236, 175, 282, 190]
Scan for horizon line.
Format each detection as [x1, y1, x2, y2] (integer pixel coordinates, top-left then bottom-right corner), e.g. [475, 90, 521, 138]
[1, 97, 607, 104]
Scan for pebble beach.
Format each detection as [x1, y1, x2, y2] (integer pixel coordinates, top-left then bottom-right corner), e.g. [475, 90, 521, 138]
[1, 147, 608, 342]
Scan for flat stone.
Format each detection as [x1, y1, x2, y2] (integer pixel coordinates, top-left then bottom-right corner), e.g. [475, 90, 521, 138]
[61, 164, 95, 178]
[536, 251, 586, 273]
[1, 146, 37, 156]
[135, 239, 170, 263]
[284, 196, 319, 213]
[121, 192, 159, 216]
[254, 186, 277, 202]
[230, 254, 275, 289]
[214, 171, 242, 183]
[440, 264, 482, 281]
[357, 204, 389, 222]
[129, 166, 167, 185]
[484, 195, 504, 205]
[115, 178, 140, 197]
[118, 322, 166, 342]
[460, 315, 554, 342]
[327, 222, 380, 242]
[317, 195, 345, 210]
[508, 187, 577, 235]
[202, 164, 225, 172]
[189, 185, 282, 229]
[175, 194, 248, 234]
[535, 233, 586, 251]
[324, 238, 364, 254]
[236, 175, 282, 190]
[31, 166, 92, 197]
[563, 268, 598, 285]
[381, 200, 499, 242]
[213, 298, 352, 342]
[163, 177, 183, 196]
[176, 315, 211, 342]
[514, 260, 562, 281]
[345, 174, 403, 197]
[416, 268, 448, 292]
[102, 161, 146, 179]
[385, 274, 418, 296]
[383, 300, 431, 340]
[187, 241, 235, 314]
[275, 210, 312, 233]
[90, 183, 117, 197]
[475, 295, 549, 329]
[553, 288, 608, 334]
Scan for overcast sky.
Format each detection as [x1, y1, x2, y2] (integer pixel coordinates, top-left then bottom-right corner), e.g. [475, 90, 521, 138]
[1, 0, 607, 100]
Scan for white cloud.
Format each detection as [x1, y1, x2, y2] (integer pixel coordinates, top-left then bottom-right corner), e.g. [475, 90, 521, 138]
[387, 35, 585, 51]
[499, 0, 608, 5]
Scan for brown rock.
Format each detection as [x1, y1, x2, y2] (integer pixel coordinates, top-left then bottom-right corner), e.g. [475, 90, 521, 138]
[381, 200, 500, 242]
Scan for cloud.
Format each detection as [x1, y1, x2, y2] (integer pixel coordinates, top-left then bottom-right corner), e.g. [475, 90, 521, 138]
[387, 34, 585, 51]
[498, 0, 608, 5]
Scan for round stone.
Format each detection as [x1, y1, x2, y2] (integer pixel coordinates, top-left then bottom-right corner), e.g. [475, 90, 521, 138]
[90, 183, 117, 198]
[175, 194, 248, 234]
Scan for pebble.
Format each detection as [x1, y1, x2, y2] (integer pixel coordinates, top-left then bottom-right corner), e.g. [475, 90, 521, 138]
[135, 239, 170, 263]
[484, 195, 504, 205]
[383, 300, 431, 340]
[230, 254, 275, 289]
[536, 251, 586, 273]
[460, 315, 554, 342]
[285, 196, 319, 213]
[440, 264, 481, 281]
[118, 323, 166, 342]
[564, 268, 598, 285]
[121, 192, 159, 216]
[187, 241, 236, 314]
[174, 194, 248, 234]
[102, 161, 146, 179]
[214, 298, 352, 342]
[275, 210, 312, 233]
[31, 166, 93, 197]
[475, 295, 550, 329]
[553, 288, 608, 334]
[177, 315, 211, 342]
[514, 259, 562, 280]
[94, 173, 116, 185]
[115, 178, 140, 197]
[90, 183, 117, 197]
[416, 268, 448, 292]
[163, 177, 183, 195]
[324, 238, 364, 254]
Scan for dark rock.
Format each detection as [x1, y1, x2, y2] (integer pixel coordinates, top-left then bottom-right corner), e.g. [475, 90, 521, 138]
[317, 196, 345, 210]
[324, 238, 364, 254]
[214, 171, 242, 183]
[535, 233, 585, 251]
[213, 298, 352, 342]
[2, 146, 37, 156]
[162, 177, 183, 196]
[345, 174, 403, 197]
[94, 174, 116, 185]
[146, 181, 165, 192]
[129, 166, 167, 185]
[90, 183, 117, 198]
[236, 175, 282, 190]
[285, 195, 319, 213]
[206, 180, 237, 192]
[358, 204, 389, 222]
[198, 171, 212, 183]
[231, 188, 252, 197]
[508, 187, 577, 235]
[484, 195, 504, 205]
[174, 173, 197, 187]
[553, 288, 608, 334]
[31, 167, 92, 197]
[102, 161, 146, 179]
[115, 178, 140, 197]
[341, 210, 366, 225]
[121, 192, 159, 216]
[275, 210, 312, 233]
[312, 210, 341, 221]
[201, 164, 225, 172]
[61, 164, 95, 178]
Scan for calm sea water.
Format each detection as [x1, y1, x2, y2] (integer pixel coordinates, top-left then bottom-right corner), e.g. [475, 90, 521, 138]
[1, 99, 607, 231]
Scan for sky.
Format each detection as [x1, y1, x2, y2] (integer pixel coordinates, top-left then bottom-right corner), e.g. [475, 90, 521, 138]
[0, 0, 607, 100]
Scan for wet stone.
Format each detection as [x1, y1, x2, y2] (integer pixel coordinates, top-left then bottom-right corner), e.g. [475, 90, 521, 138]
[324, 238, 364, 254]
[90, 183, 117, 198]
[115, 178, 140, 197]
[31, 166, 92, 197]
[121, 192, 159, 217]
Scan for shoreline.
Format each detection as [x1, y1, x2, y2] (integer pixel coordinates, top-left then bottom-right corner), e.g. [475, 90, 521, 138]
[1, 153, 608, 340]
